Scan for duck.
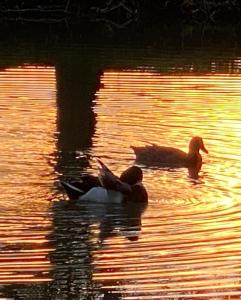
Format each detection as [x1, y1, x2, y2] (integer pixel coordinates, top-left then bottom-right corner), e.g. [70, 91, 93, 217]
[60, 159, 148, 203]
[131, 136, 208, 174]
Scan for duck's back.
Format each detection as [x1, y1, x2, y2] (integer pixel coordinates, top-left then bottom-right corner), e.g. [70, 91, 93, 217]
[132, 145, 188, 166]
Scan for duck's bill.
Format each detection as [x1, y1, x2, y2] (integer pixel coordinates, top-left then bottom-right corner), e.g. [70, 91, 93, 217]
[201, 144, 208, 154]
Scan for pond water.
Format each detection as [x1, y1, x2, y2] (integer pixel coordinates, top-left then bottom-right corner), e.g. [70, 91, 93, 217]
[0, 37, 241, 299]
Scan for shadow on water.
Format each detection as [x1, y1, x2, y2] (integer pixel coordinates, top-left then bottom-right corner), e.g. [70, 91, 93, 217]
[55, 56, 99, 177]
[9, 199, 146, 299]
[1, 19, 241, 299]
[49, 199, 147, 286]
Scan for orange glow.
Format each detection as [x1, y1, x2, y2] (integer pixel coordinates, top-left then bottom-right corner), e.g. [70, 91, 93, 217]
[0, 278, 52, 283]
[0, 65, 57, 202]
[93, 70, 241, 202]
[0, 65, 56, 284]
[90, 69, 241, 297]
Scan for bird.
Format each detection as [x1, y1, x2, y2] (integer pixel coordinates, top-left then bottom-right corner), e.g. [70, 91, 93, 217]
[60, 159, 148, 203]
[131, 136, 208, 175]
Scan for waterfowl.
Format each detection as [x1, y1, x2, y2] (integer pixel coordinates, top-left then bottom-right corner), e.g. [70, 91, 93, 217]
[131, 136, 208, 174]
[61, 159, 148, 203]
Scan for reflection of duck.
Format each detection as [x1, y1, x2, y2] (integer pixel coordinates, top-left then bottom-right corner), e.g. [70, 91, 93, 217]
[61, 159, 148, 203]
[98, 201, 148, 243]
[131, 136, 208, 174]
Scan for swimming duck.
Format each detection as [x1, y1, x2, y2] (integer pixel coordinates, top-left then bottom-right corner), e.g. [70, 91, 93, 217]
[61, 159, 148, 203]
[131, 136, 208, 173]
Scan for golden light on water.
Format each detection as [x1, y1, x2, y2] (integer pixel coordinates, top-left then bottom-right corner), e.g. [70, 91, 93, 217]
[91, 69, 241, 297]
[0, 65, 56, 200]
[0, 65, 56, 284]
[1, 62, 241, 297]
[93, 70, 241, 200]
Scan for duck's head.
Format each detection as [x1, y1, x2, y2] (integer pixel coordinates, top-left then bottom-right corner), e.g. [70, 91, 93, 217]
[120, 166, 143, 185]
[189, 136, 208, 154]
[120, 166, 148, 202]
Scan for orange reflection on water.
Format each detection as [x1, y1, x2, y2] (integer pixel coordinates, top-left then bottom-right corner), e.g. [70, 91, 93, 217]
[92, 69, 241, 297]
[94, 70, 241, 201]
[0, 65, 56, 201]
[0, 65, 56, 284]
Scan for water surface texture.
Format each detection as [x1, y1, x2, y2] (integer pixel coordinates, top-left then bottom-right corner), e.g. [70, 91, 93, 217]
[0, 45, 241, 299]
[0, 66, 55, 286]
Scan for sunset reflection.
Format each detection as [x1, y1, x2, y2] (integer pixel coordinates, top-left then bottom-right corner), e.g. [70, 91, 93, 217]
[0, 65, 56, 283]
[93, 70, 241, 202]
[91, 69, 241, 297]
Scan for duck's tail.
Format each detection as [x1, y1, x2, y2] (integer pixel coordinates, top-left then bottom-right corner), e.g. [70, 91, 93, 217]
[60, 181, 84, 200]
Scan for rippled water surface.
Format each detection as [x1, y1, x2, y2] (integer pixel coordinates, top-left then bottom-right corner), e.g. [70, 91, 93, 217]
[0, 45, 241, 299]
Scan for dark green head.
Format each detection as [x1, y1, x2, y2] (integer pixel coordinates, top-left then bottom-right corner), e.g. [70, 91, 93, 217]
[120, 166, 143, 185]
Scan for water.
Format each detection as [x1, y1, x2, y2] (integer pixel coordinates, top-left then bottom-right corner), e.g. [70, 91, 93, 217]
[0, 35, 241, 299]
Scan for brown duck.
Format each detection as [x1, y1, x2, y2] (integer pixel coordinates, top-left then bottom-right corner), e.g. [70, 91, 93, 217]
[131, 136, 208, 175]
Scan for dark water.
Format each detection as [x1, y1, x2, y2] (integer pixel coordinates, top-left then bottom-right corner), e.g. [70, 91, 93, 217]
[0, 25, 241, 299]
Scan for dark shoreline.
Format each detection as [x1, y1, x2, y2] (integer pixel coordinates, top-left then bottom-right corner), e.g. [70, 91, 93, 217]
[0, 0, 240, 25]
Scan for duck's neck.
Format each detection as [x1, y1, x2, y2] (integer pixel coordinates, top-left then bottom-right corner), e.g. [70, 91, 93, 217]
[187, 150, 202, 168]
[188, 144, 200, 155]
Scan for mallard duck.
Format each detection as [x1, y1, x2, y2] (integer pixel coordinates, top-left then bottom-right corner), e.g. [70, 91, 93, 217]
[131, 136, 208, 173]
[61, 159, 148, 203]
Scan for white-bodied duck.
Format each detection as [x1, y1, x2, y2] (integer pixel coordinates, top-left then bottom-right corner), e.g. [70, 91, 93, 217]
[61, 159, 148, 203]
[131, 136, 208, 175]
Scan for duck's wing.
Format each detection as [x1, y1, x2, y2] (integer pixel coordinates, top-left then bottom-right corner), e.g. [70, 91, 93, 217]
[61, 181, 84, 200]
[131, 144, 188, 166]
[131, 144, 165, 155]
[132, 143, 185, 153]
[97, 159, 131, 193]
[97, 159, 117, 187]
[97, 159, 113, 174]
[78, 174, 101, 192]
